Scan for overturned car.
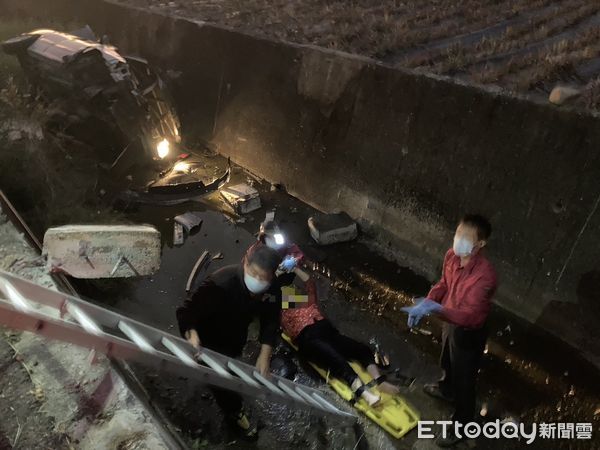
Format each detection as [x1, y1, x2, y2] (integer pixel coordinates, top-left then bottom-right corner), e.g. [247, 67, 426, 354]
[2, 27, 230, 201]
[2, 27, 180, 166]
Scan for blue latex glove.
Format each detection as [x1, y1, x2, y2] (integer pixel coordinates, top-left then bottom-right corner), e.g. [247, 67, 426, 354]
[401, 298, 442, 328]
[279, 256, 297, 272]
[420, 298, 442, 315]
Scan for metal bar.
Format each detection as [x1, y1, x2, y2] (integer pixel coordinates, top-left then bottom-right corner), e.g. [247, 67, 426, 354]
[253, 371, 285, 396]
[185, 250, 210, 293]
[197, 352, 233, 379]
[227, 361, 261, 388]
[295, 387, 328, 409]
[311, 393, 343, 413]
[66, 303, 103, 335]
[161, 337, 197, 367]
[276, 380, 307, 404]
[0, 190, 42, 251]
[0, 271, 357, 423]
[0, 277, 35, 312]
[118, 321, 156, 353]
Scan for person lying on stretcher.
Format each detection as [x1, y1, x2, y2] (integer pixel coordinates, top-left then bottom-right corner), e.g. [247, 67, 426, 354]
[281, 267, 400, 406]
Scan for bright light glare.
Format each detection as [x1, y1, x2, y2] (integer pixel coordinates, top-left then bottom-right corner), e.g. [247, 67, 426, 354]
[2, 281, 32, 312]
[157, 139, 170, 159]
[173, 161, 189, 172]
[274, 233, 285, 245]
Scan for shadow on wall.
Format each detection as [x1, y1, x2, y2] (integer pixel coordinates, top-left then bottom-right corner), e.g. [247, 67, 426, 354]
[577, 270, 600, 318]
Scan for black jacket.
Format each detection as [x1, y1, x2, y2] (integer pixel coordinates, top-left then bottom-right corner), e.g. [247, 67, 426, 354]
[176, 264, 281, 356]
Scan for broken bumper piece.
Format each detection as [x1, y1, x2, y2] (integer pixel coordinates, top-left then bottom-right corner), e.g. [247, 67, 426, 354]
[120, 162, 231, 206]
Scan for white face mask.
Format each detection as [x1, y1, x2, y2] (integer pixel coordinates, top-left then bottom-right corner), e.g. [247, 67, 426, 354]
[244, 272, 270, 294]
[453, 236, 474, 257]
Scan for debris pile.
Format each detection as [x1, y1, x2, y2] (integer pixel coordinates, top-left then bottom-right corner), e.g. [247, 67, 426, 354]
[220, 183, 261, 214]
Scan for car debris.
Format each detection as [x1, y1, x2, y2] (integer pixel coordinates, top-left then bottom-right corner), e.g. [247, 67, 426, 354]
[174, 211, 203, 233]
[2, 27, 181, 168]
[43, 224, 160, 278]
[220, 183, 261, 214]
[173, 222, 184, 246]
[117, 160, 231, 206]
[186, 250, 211, 293]
[308, 212, 358, 245]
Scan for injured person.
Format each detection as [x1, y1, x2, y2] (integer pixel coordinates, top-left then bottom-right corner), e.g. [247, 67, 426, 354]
[281, 266, 399, 406]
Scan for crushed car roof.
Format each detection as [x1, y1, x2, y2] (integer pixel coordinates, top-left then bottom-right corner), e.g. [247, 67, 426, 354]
[26, 29, 126, 65]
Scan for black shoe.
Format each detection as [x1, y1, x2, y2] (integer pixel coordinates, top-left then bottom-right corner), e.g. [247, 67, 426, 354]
[436, 429, 465, 447]
[225, 409, 259, 442]
[423, 384, 454, 403]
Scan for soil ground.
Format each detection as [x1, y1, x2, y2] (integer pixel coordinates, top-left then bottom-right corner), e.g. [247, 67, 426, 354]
[0, 331, 68, 450]
[118, 0, 600, 109]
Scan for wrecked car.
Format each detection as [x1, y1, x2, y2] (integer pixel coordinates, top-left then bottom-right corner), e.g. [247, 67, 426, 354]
[2, 27, 231, 202]
[1, 27, 181, 167]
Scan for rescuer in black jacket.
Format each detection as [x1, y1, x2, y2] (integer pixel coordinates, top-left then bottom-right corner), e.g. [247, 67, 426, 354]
[176, 244, 282, 441]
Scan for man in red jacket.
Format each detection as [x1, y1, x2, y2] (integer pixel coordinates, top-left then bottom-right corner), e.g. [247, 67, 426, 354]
[402, 214, 497, 447]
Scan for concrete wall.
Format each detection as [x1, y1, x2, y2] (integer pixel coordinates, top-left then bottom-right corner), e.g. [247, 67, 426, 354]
[4, 0, 600, 360]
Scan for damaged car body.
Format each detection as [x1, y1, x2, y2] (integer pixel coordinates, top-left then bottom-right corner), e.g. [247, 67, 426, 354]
[2, 27, 229, 201]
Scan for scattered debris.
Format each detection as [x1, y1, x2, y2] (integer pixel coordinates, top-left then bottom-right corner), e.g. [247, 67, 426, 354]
[220, 183, 261, 214]
[308, 212, 358, 245]
[480, 403, 488, 417]
[149, 159, 228, 194]
[120, 160, 230, 206]
[186, 251, 211, 293]
[30, 386, 45, 402]
[173, 222, 184, 246]
[43, 225, 161, 278]
[174, 212, 203, 233]
[549, 85, 581, 106]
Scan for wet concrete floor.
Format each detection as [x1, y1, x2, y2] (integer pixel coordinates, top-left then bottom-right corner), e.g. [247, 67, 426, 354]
[71, 152, 600, 449]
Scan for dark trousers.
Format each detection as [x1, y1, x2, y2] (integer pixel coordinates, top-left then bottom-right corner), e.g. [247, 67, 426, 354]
[212, 386, 243, 416]
[296, 319, 375, 386]
[202, 342, 244, 416]
[438, 322, 487, 424]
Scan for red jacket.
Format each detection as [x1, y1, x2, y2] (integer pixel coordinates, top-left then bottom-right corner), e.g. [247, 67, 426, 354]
[428, 248, 497, 329]
[281, 278, 324, 340]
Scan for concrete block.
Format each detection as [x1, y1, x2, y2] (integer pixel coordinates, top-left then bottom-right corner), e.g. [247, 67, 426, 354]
[43, 225, 161, 278]
[308, 212, 358, 245]
[220, 183, 261, 214]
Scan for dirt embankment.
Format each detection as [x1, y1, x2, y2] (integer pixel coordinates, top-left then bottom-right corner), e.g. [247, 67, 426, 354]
[119, 0, 600, 109]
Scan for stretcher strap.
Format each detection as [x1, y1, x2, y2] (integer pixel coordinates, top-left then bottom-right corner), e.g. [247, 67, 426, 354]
[364, 375, 387, 390]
